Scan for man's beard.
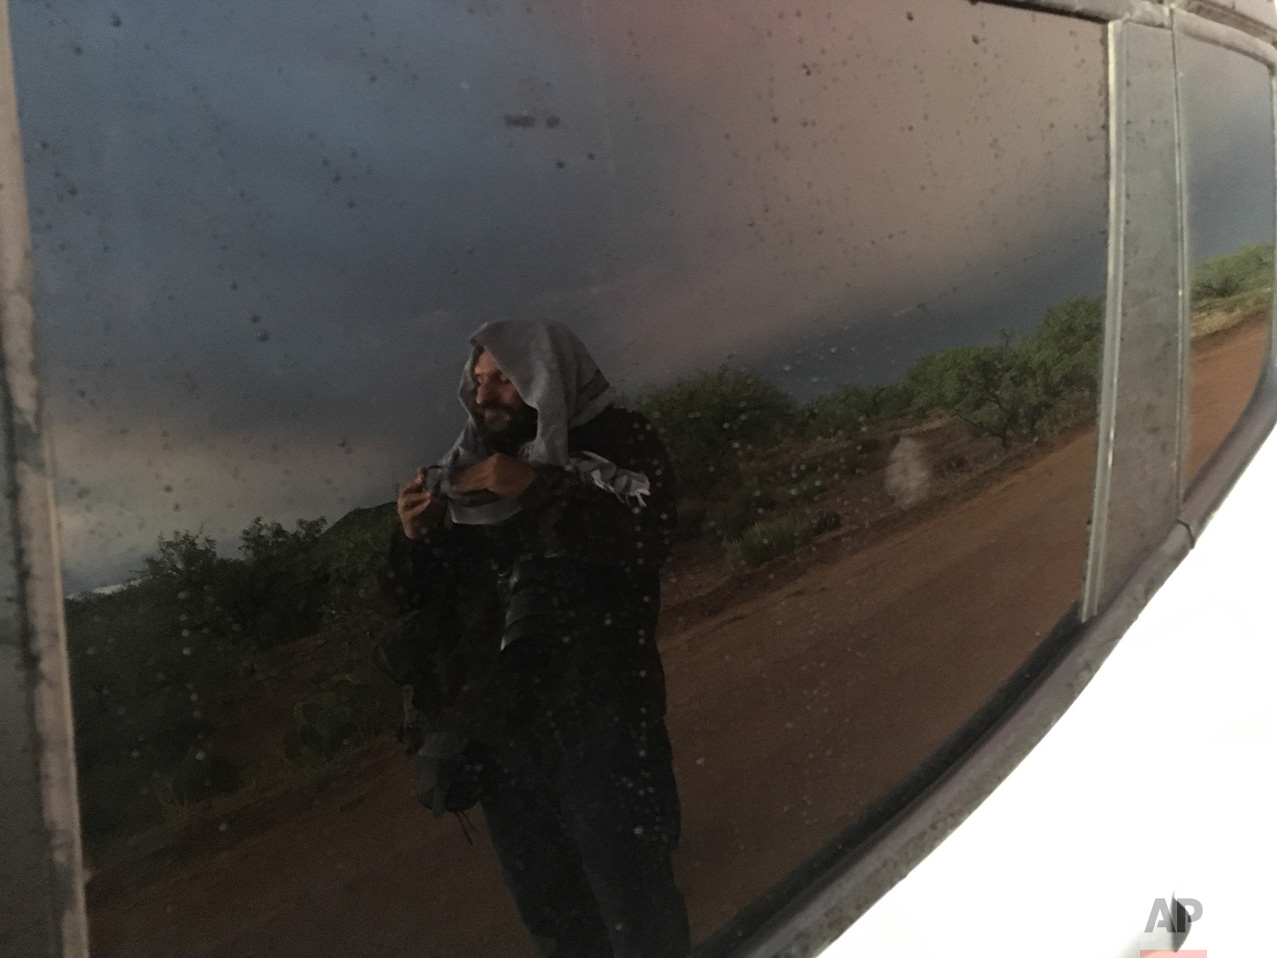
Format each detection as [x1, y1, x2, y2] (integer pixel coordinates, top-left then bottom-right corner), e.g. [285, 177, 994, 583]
[481, 401, 538, 455]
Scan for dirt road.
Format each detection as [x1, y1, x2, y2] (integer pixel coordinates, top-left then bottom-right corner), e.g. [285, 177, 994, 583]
[87, 319, 1268, 957]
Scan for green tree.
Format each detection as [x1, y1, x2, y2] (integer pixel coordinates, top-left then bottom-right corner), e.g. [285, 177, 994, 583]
[310, 502, 398, 621]
[1013, 296, 1102, 436]
[240, 516, 327, 565]
[140, 529, 243, 637]
[803, 382, 914, 438]
[905, 342, 1022, 445]
[140, 518, 335, 648]
[904, 298, 1102, 445]
[70, 560, 242, 837]
[230, 517, 331, 648]
[1192, 242, 1274, 304]
[142, 529, 224, 584]
[640, 367, 797, 491]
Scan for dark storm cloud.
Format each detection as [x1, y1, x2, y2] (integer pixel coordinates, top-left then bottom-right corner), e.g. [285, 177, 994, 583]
[16, 0, 631, 359]
[1178, 34, 1276, 259]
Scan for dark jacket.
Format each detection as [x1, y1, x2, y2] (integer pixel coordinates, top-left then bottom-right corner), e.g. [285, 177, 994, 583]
[380, 406, 677, 745]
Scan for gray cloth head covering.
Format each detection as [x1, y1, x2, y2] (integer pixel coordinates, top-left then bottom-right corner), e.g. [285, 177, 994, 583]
[434, 319, 616, 525]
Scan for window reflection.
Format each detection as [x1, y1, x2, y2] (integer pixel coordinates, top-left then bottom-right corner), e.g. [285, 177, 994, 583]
[1205, 0, 1277, 25]
[12, 0, 1105, 954]
[1179, 34, 1275, 484]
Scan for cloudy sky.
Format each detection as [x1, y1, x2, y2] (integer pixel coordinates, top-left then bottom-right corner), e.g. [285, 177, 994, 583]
[7, 0, 1270, 590]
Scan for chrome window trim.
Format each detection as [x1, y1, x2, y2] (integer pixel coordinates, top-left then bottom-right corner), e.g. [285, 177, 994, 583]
[1178, 0, 1277, 46]
[1083, 19, 1190, 618]
[1086, 18, 1128, 624]
[1174, 15, 1194, 508]
[992, 0, 1171, 27]
[1176, 4, 1277, 66]
[1, 1, 1274, 957]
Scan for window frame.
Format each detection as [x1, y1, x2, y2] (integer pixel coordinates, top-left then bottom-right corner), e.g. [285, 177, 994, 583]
[0, 2, 1273, 956]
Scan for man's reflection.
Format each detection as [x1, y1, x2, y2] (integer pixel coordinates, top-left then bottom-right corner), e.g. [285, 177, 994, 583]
[381, 319, 689, 957]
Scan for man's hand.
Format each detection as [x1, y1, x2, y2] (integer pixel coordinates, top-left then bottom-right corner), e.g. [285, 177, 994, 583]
[397, 469, 447, 540]
[451, 453, 538, 499]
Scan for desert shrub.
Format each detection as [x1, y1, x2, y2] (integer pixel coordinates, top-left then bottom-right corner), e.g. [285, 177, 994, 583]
[871, 383, 916, 421]
[282, 678, 390, 766]
[673, 496, 709, 538]
[1192, 243, 1273, 305]
[802, 383, 915, 438]
[782, 472, 828, 505]
[1015, 297, 1102, 434]
[164, 744, 241, 804]
[67, 503, 410, 841]
[142, 529, 225, 583]
[77, 762, 161, 838]
[640, 367, 798, 492]
[1034, 387, 1099, 439]
[904, 297, 1102, 446]
[904, 343, 1022, 445]
[803, 385, 876, 438]
[65, 577, 244, 838]
[700, 440, 851, 544]
[230, 517, 331, 648]
[789, 440, 876, 484]
[68, 516, 345, 839]
[136, 518, 341, 650]
[1021, 297, 1102, 392]
[140, 530, 243, 636]
[1007, 296, 1103, 437]
[727, 509, 842, 569]
[703, 479, 779, 541]
[311, 502, 399, 621]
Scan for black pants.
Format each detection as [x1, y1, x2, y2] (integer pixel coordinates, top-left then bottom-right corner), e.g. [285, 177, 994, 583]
[479, 700, 690, 958]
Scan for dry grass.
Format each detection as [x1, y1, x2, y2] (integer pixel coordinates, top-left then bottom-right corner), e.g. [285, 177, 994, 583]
[154, 734, 386, 839]
[1191, 292, 1271, 340]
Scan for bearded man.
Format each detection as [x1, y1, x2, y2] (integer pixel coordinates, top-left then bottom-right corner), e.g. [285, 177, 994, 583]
[381, 319, 690, 958]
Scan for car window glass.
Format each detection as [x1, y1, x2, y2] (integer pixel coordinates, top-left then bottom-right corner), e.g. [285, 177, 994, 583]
[10, 1, 1105, 954]
[1179, 32, 1275, 485]
[1210, 0, 1277, 24]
